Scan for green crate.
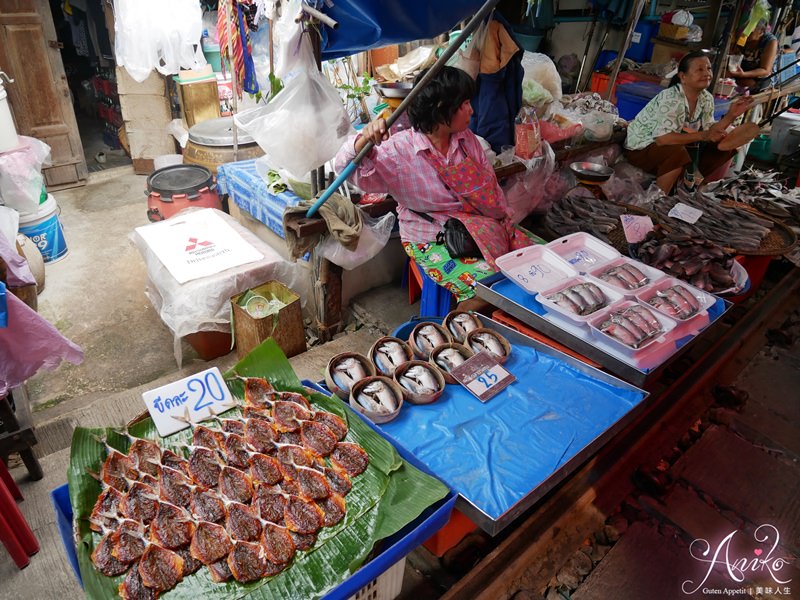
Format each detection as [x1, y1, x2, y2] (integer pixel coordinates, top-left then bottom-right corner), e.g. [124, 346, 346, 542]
[747, 134, 775, 163]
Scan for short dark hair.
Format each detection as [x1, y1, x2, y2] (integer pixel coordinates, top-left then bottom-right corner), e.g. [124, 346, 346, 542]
[407, 66, 476, 134]
[670, 50, 712, 87]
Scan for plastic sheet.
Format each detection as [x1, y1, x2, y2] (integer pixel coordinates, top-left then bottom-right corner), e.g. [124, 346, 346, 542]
[0, 227, 35, 287]
[130, 208, 309, 366]
[0, 290, 83, 396]
[0, 136, 51, 214]
[377, 343, 645, 520]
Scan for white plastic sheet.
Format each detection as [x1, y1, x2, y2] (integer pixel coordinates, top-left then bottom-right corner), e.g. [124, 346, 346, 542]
[114, 0, 206, 82]
[131, 208, 309, 366]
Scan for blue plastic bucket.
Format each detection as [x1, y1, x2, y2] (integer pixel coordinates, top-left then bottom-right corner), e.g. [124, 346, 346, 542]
[19, 194, 68, 263]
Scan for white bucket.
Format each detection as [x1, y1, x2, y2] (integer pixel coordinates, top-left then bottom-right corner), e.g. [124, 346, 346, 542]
[19, 194, 68, 263]
[0, 83, 19, 154]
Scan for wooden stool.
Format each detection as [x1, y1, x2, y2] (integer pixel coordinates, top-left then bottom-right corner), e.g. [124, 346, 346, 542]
[0, 388, 43, 481]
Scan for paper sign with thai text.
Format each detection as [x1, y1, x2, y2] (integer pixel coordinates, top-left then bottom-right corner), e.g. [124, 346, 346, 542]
[142, 367, 236, 436]
[451, 351, 515, 402]
[620, 214, 654, 243]
[668, 202, 704, 224]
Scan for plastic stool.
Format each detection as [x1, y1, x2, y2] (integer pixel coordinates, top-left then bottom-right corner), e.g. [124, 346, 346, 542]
[405, 258, 454, 317]
[0, 460, 38, 568]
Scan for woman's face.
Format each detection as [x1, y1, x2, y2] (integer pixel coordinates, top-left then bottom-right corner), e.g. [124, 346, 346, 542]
[449, 100, 474, 132]
[680, 57, 713, 90]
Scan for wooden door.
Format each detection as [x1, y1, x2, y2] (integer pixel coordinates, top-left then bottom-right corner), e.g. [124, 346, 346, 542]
[0, 0, 88, 188]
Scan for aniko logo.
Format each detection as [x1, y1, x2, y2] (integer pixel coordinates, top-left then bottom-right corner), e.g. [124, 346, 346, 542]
[682, 524, 794, 595]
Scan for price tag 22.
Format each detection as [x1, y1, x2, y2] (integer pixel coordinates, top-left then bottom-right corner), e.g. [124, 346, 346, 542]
[451, 352, 516, 402]
[142, 367, 236, 437]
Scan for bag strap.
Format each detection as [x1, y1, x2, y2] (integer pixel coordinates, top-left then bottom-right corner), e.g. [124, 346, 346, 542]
[408, 208, 436, 224]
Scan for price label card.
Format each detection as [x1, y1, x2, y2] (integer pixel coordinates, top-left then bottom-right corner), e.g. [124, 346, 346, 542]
[620, 214, 654, 243]
[668, 202, 704, 224]
[450, 352, 516, 402]
[142, 367, 236, 437]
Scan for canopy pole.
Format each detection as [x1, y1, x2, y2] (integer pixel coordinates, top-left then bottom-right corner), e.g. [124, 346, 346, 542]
[605, 0, 647, 101]
[305, 0, 502, 218]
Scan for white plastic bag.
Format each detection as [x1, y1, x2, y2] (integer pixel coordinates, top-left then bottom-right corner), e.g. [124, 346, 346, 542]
[273, 0, 304, 79]
[448, 21, 488, 80]
[0, 136, 51, 214]
[235, 36, 353, 179]
[318, 212, 396, 270]
[520, 52, 562, 103]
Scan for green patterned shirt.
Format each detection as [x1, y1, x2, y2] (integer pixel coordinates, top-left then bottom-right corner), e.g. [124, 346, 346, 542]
[624, 84, 716, 151]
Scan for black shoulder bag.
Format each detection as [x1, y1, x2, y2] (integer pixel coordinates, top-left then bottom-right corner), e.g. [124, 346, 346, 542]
[409, 210, 482, 259]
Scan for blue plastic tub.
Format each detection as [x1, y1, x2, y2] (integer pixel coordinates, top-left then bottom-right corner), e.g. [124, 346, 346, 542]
[625, 21, 657, 63]
[50, 380, 456, 600]
[594, 50, 618, 72]
[616, 82, 664, 120]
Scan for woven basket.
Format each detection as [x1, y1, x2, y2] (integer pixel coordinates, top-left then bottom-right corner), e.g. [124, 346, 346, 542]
[719, 201, 798, 256]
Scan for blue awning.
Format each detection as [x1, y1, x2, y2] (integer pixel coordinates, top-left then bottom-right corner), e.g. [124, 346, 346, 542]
[319, 0, 488, 60]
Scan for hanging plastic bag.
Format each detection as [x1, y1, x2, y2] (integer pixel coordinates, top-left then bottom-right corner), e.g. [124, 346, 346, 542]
[514, 106, 542, 161]
[448, 21, 489, 80]
[520, 52, 562, 103]
[317, 212, 396, 270]
[235, 35, 353, 179]
[273, 0, 304, 79]
[0, 136, 51, 215]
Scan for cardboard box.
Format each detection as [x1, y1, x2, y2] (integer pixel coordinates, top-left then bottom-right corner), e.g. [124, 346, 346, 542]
[120, 94, 171, 124]
[651, 40, 689, 65]
[658, 23, 689, 41]
[177, 78, 221, 128]
[231, 281, 306, 360]
[116, 67, 166, 96]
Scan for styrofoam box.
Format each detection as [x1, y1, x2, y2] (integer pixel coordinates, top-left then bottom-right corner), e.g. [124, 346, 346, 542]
[538, 276, 625, 325]
[634, 277, 717, 322]
[546, 232, 621, 273]
[350, 557, 406, 600]
[588, 300, 677, 356]
[589, 257, 665, 297]
[495, 245, 577, 295]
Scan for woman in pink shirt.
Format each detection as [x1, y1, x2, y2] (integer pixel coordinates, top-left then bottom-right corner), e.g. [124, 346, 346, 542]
[334, 66, 533, 307]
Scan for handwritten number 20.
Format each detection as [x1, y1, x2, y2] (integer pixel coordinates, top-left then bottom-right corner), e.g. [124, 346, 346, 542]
[191, 372, 226, 412]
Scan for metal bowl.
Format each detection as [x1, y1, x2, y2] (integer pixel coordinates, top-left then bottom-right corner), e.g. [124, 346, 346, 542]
[569, 162, 614, 184]
[375, 82, 414, 98]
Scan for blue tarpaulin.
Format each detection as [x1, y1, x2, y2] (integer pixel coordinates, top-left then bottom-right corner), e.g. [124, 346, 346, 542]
[318, 0, 488, 60]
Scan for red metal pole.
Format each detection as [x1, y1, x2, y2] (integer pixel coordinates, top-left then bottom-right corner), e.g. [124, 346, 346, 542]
[0, 510, 30, 569]
[0, 458, 23, 501]
[0, 478, 38, 556]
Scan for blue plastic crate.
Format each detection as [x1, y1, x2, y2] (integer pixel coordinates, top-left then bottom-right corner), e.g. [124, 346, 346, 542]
[616, 82, 664, 120]
[50, 383, 456, 600]
[625, 21, 657, 63]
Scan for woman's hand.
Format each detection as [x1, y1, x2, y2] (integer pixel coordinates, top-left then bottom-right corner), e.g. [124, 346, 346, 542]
[701, 129, 726, 143]
[727, 96, 754, 119]
[354, 118, 390, 154]
[728, 67, 744, 78]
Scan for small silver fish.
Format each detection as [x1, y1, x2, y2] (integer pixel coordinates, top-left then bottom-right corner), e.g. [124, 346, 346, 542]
[357, 380, 397, 414]
[333, 357, 367, 391]
[470, 332, 506, 358]
[399, 365, 440, 394]
[375, 341, 407, 373]
[449, 313, 479, 339]
[435, 348, 466, 372]
[416, 325, 446, 353]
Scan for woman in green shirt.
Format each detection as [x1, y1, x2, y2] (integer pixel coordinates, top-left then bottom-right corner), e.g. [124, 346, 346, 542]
[624, 51, 753, 194]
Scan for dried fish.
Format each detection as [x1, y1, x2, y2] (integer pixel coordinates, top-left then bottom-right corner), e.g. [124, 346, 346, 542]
[356, 380, 398, 414]
[398, 365, 440, 394]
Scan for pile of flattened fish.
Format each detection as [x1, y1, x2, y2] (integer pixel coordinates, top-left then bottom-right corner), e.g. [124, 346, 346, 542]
[87, 376, 368, 598]
[545, 186, 630, 244]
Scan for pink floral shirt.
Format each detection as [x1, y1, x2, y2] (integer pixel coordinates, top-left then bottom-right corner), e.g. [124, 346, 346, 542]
[333, 128, 504, 243]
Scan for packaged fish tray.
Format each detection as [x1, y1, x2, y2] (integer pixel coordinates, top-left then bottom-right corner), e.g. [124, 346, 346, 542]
[538, 276, 625, 326]
[588, 257, 665, 297]
[588, 300, 677, 356]
[495, 245, 577, 296]
[545, 232, 621, 273]
[634, 277, 717, 322]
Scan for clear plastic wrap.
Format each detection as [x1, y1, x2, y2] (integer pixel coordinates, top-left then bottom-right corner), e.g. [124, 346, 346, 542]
[520, 52, 562, 103]
[318, 212, 396, 270]
[0, 136, 51, 214]
[130, 208, 310, 366]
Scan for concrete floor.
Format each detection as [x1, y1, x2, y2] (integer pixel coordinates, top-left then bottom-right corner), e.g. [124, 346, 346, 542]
[28, 170, 418, 422]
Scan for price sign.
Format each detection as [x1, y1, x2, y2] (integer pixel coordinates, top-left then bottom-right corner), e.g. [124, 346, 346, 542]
[450, 352, 516, 402]
[142, 367, 236, 436]
[668, 202, 704, 224]
[620, 214, 654, 243]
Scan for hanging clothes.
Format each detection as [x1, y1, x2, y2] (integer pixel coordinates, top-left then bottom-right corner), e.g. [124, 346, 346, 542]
[217, 0, 259, 97]
[469, 14, 524, 153]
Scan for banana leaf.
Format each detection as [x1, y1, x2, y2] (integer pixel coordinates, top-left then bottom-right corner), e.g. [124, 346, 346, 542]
[68, 339, 449, 599]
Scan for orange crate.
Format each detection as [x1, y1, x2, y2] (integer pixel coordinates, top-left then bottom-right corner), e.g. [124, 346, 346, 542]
[423, 508, 477, 557]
